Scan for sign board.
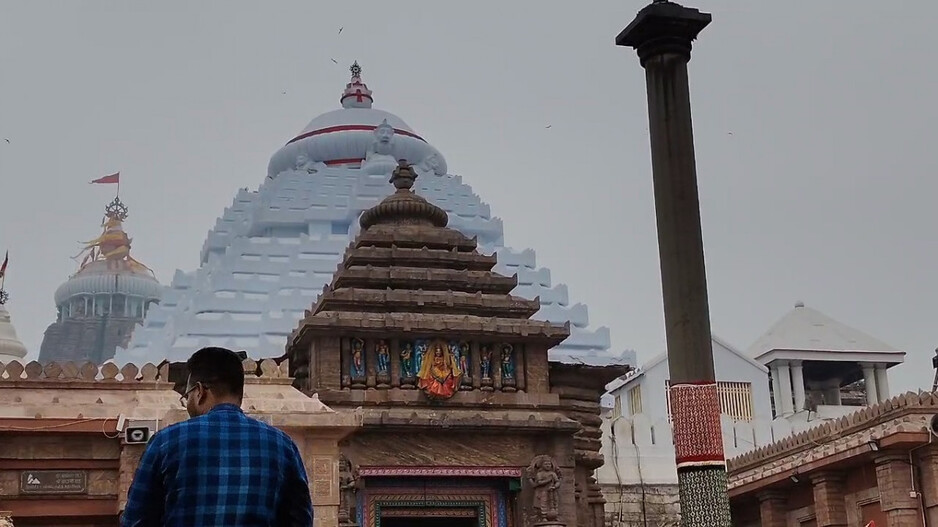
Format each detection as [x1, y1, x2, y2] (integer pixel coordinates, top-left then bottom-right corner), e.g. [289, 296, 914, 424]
[20, 470, 87, 494]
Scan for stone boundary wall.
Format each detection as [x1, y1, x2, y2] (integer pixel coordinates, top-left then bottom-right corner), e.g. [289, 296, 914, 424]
[0, 358, 290, 384]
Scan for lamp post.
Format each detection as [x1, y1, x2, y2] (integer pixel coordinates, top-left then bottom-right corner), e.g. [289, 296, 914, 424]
[616, 2, 732, 525]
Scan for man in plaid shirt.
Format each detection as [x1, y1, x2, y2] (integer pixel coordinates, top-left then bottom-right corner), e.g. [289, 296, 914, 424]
[121, 347, 313, 526]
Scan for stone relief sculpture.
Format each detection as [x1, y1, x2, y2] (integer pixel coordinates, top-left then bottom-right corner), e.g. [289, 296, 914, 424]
[414, 339, 428, 373]
[375, 339, 390, 387]
[399, 341, 415, 384]
[458, 341, 472, 389]
[350, 337, 366, 386]
[338, 455, 359, 527]
[480, 343, 494, 391]
[527, 455, 562, 524]
[362, 119, 399, 175]
[501, 343, 517, 391]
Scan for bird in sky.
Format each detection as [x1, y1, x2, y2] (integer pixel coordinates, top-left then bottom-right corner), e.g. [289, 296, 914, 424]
[338, 26, 343, 34]
[3, 138, 8, 144]
[331, 58, 338, 64]
[545, 125, 552, 129]
[281, 91, 287, 95]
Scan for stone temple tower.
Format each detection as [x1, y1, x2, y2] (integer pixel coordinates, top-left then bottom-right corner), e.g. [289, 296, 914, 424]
[38, 197, 162, 364]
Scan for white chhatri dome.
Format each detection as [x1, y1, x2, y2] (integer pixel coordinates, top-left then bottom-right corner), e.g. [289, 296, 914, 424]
[0, 304, 28, 363]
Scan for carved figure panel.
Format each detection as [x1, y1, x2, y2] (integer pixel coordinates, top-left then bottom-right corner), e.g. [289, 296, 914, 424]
[375, 339, 391, 387]
[350, 338, 366, 387]
[526, 455, 562, 524]
[480, 343, 495, 391]
[501, 343, 517, 392]
[416, 339, 463, 400]
[399, 341, 415, 387]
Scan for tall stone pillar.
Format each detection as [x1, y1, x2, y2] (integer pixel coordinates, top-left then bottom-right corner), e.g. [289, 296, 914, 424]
[875, 453, 922, 526]
[757, 490, 788, 527]
[777, 362, 794, 416]
[810, 471, 848, 527]
[616, 2, 730, 525]
[791, 361, 806, 412]
[770, 365, 783, 418]
[862, 364, 878, 406]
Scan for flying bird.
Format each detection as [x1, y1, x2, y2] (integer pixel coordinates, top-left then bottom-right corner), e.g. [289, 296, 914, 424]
[331, 58, 338, 64]
[338, 27, 343, 34]
[3, 138, 8, 144]
[545, 125, 552, 129]
[281, 91, 287, 95]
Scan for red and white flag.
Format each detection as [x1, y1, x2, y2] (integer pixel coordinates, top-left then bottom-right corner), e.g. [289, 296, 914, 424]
[90, 172, 120, 185]
[0, 251, 7, 278]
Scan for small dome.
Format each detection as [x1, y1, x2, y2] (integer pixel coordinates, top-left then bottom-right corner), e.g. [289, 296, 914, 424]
[0, 304, 28, 363]
[267, 62, 447, 178]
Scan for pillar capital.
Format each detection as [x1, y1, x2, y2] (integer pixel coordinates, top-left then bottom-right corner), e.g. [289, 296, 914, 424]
[616, 1, 712, 66]
[810, 470, 846, 485]
[756, 489, 788, 503]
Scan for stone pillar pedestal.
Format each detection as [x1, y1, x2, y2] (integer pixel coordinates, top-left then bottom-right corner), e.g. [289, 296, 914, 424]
[757, 490, 788, 527]
[875, 452, 922, 526]
[810, 471, 848, 527]
[118, 444, 146, 513]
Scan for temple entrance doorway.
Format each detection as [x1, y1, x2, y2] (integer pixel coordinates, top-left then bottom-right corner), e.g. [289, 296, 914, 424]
[381, 513, 478, 527]
[355, 471, 517, 527]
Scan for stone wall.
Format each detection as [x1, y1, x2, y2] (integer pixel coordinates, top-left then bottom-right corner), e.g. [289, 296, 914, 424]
[601, 483, 680, 527]
[38, 316, 140, 364]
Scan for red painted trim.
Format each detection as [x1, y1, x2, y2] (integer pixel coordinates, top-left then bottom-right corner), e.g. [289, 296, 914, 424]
[676, 454, 726, 464]
[324, 158, 364, 166]
[286, 124, 426, 145]
[358, 466, 523, 478]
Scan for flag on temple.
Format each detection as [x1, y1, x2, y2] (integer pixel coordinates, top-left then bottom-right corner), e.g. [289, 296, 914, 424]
[0, 251, 7, 278]
[90, 172, 120, 185]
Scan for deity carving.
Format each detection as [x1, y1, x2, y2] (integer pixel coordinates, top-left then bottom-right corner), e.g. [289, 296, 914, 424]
[527, 455, 562, 523]
[501, 343, 517, 391]
[375, 339, 391, 387]
[399, 341, 415, 383]
[458, 341, 472, 389]
[480, 343, 494, 391]
[362, 119, 399, 175]
[338, 455, 359, 526]
[350, 337, 366, 385]
[417, 339, 463, 400]
[414, 339, 428, 373]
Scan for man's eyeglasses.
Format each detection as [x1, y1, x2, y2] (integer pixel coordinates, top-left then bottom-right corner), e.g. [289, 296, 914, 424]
[179, 383, 209, 408]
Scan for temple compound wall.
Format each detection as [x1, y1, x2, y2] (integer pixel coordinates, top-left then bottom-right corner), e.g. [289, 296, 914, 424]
[0, 359, 360, 527]
[728, 391, 938, 527]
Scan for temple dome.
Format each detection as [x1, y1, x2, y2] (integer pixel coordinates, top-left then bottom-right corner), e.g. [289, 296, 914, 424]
[0, 305, 27, 363]
[267, 62, 447, 178]
[54, 261, 162, 306]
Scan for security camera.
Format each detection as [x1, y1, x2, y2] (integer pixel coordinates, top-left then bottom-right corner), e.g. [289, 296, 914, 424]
[123, 419, 159, 445]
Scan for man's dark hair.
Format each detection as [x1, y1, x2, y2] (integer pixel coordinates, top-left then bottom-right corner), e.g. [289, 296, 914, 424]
[186, 347, 245, 399]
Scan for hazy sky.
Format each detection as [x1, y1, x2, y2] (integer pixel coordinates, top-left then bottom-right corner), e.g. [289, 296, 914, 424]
[1, 2, 935, 392]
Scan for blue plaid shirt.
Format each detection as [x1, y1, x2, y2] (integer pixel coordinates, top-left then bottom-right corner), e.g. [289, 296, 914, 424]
[121, 404, 312, 527]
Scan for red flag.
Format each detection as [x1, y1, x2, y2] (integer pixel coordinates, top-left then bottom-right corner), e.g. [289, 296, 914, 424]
[90, 172, 120, 185]
[0, 251, 7, 278]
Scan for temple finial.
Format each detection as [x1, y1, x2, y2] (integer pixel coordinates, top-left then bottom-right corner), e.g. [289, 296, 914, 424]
[350, 61, 362, 80]
[390, 160, 418, 190]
